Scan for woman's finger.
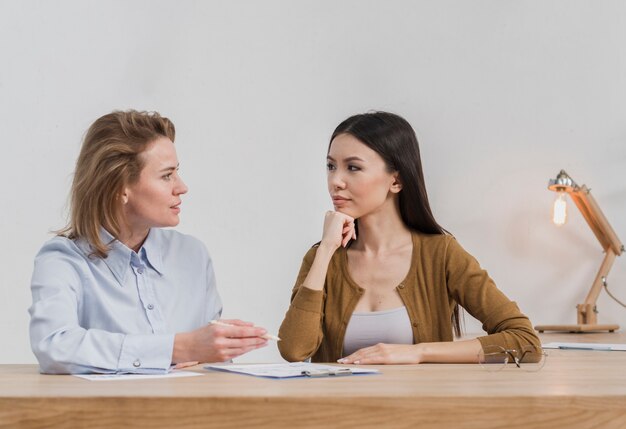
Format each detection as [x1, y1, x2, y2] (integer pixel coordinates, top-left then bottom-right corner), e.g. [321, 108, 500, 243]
[223, 337, 268, 348]
[227, 343, 268, 359]
[173, 361, 199, 369]
[341, 222, 355, 247]
[219, 319, 254, 327]
[338, 344, 382, 364]
[337, 352, 361, 364]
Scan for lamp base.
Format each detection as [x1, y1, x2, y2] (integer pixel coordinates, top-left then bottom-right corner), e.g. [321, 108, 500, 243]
[534, 324, 619, 333]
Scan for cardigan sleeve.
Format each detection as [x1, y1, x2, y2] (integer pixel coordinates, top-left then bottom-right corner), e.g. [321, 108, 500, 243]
[444, 237, 540, 352]
[278, 246, 326, 362]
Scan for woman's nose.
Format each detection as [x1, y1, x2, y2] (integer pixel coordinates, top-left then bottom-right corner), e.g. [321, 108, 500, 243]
[328, 172, 346, 190]
[175, 177, 189, 195]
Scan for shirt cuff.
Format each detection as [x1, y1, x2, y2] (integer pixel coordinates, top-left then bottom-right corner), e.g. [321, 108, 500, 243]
[117, 333, 175, 374]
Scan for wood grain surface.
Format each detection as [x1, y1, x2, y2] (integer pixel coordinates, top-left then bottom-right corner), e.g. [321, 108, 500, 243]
[1, 332, 624, 428]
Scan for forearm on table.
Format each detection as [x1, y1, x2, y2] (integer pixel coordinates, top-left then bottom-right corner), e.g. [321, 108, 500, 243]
[417, 339, 483, 364]
[478, 327, 541, 352]
[33, 328, 173, 374]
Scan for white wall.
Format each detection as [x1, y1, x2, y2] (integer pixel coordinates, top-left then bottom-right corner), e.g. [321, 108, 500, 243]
[1, 0, 625, 364]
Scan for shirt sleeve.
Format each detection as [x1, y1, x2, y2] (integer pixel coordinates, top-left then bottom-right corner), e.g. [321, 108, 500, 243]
[444, 237, 540, 352]
[28, 240, 174, 374]
[204, 248, 223, 323]
[277, 246, 326, 362]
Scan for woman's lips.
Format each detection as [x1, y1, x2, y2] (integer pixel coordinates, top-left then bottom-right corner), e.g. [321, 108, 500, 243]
[332, 197, 350, 207]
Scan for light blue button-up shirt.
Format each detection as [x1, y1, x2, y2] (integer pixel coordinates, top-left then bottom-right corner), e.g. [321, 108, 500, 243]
[29, 228, 222, 374]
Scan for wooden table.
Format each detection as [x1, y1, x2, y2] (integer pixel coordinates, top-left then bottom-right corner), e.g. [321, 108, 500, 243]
[1, 332, 625, 428]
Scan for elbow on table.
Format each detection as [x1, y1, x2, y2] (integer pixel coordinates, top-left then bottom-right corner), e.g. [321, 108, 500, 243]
[277, 341, 315, 362]
[514, 320, 542, 348]
[31, 339, 84, 375]
[526, 328, 542, 349]
[33, 352, 77, 374]
[506, 326, 542, 351]
[37, 362, 75, 375]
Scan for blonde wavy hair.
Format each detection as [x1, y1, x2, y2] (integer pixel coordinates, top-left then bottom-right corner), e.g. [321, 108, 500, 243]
[58, 110, 175, 258]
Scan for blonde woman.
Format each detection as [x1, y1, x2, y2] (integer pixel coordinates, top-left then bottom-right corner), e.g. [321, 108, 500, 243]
[29, 110, 268, 374]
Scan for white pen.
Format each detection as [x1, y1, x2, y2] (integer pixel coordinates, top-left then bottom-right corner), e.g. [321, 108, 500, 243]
[209, 320, 281, 341]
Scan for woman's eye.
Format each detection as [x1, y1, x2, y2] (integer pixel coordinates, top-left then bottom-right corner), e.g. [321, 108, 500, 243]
[163, 173, 172, 181]
[326, 163, 336, 171]
[348, 165, 361, 172]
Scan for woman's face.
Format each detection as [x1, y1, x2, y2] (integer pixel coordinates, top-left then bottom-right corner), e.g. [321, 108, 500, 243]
[327, 133, 400, 219]
[123, 136, 188, 233]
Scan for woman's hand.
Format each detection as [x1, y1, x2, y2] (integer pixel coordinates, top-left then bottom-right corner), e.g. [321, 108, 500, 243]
[173, 319, 268, 364]
[337, 340, 484, 364]
[337, 343, 422, 365]
[320, 211, 356, 250]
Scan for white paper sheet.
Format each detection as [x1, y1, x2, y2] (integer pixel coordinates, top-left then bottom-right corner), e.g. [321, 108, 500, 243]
[204, 362, 379, 378]
[74, 370, 203, 381]
[542, 342, 626, 351]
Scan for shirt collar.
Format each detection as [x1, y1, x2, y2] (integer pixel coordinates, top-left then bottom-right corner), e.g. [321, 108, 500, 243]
[140, 229, 164, 275]
[96, 228, 164, 286]
[96, 228, 132, 286]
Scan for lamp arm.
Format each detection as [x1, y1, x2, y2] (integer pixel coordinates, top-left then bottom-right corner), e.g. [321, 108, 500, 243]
[567, 184, 623, 325]
[581, 250, 617, 318]
[569, 185, 623, 256]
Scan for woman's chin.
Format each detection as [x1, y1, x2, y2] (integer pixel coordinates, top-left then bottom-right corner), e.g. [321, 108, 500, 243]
[335, 207, 357, 218]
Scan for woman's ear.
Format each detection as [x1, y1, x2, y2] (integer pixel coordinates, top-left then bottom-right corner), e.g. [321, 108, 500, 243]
[390, 174, 403, 193]
[120, 189, 129, 205]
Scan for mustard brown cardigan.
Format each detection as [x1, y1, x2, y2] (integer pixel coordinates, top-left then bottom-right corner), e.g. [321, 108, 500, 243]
[278, 232, 540, 362]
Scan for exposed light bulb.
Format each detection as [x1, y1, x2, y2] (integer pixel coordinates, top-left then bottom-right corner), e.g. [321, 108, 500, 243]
[552, 191, 567, 226]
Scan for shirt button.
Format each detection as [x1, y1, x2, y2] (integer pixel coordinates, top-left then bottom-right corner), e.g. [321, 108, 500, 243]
[398, 283, 405, 289]
[147, 304, 154, 310]
[133, 360, 141, 368]
[137, 267, 144, 274]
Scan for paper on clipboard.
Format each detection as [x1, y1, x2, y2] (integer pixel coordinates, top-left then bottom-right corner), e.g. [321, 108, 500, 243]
[542, 342, 626, 351]
[74, 371, 203, 381]
[204, 362, 379, 378]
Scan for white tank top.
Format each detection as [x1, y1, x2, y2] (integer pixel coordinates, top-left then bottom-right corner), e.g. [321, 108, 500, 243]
[342, 306, 414, 357]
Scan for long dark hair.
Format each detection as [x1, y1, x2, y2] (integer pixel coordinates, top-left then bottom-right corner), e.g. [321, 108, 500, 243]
[329, 111, 462, 337]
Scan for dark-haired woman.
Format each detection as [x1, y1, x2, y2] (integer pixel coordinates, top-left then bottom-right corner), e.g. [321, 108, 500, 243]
[278, 112, 539, 364]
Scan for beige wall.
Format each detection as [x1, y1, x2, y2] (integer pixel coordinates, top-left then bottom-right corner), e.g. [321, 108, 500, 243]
[1, 0, 625, 364]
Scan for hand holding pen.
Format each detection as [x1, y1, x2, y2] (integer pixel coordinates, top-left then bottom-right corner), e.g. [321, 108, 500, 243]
[209, 320, 281, 341]
[172, 319, 275, 364]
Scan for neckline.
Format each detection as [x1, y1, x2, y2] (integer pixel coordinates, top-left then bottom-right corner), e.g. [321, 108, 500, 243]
[352, 306, 409, 316]
[339, 231, 416, 292]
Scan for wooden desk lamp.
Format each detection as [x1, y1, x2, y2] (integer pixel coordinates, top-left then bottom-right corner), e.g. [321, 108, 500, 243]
[535, 170, 624, 333]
